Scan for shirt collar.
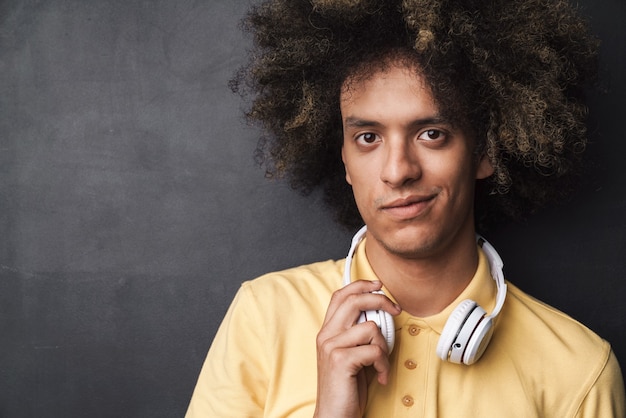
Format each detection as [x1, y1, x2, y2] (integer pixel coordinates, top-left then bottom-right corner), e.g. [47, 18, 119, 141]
[351, 237, 497, 335]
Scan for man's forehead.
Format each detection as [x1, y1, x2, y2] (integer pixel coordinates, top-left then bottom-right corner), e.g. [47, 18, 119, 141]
[340, 60, 429, 99]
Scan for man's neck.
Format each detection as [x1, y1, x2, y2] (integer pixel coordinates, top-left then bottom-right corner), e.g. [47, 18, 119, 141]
[364, 232, 479, 318]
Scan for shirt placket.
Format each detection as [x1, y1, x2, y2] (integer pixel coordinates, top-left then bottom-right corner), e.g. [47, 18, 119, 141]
[394, 319, 432, 417]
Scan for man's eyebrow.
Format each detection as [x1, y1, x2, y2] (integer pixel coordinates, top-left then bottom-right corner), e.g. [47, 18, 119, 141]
[343, 115, 452, 129]
[343, 117, 383, 128]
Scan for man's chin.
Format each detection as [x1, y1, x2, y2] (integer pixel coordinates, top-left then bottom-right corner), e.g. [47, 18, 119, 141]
[371, 226, 440, 260]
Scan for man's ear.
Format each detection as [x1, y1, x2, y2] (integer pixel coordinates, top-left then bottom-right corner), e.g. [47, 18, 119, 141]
[341, 146, 353, 185]
[475, 154, 494, 180]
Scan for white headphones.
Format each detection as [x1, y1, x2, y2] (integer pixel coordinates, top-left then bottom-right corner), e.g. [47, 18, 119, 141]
[342, 225, 507, 365]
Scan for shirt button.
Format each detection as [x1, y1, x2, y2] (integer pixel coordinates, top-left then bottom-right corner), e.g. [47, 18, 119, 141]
[404, 359, 417, 369]
[408, 325, 421, 336]
[402, 395, 414, 407]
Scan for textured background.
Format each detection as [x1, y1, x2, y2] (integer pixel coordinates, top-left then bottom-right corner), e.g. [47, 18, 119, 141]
[1, 1, 624, 417]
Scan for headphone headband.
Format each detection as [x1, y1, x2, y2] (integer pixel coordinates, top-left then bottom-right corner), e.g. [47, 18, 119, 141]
[343, 226, 507, 364]
[344, 226, 507, 298]
[476, 235, 507, 319]
[342, 225, 367, 287]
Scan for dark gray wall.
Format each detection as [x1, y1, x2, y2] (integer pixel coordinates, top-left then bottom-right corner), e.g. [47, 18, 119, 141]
[0, 1, 624, 417]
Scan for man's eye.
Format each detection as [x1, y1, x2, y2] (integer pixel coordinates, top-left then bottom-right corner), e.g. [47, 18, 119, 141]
[356, 133, 379, 144]
[419, 129, 444, 141]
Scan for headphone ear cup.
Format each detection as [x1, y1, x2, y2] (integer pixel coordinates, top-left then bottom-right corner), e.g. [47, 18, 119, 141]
[358, 290, 396, 353]
[463, 316, 494, 365]
[359, 309, 395, 353]
[379, 309, 395, 353]
[437, 299, 476, 362]
[448, 305, 487, 364]
[437, 299, 494, 365]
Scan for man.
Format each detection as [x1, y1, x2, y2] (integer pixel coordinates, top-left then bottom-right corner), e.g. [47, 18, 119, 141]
[187, 0, 625, 416]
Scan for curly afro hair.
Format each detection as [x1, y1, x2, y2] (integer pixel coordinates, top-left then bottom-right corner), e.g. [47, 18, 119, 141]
[231, 0, 599, 231]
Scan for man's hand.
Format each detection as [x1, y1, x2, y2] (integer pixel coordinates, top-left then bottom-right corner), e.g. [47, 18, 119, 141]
[313, 280, 401, 418]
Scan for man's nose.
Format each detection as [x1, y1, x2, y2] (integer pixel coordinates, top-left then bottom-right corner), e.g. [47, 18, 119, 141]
[380, 140, 422, 188]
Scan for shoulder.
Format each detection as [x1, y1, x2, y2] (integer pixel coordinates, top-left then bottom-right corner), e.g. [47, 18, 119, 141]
[493, 282, 624, 415]
[187, 261, 343, 417]
[501, 281, 607, 351]
[243, 258, 344, 295]
[234, 258, 345, 321]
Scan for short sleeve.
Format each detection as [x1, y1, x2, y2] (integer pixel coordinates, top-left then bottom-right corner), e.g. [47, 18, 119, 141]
[575, 349, 626, 418]
[186, 283, 269, 418]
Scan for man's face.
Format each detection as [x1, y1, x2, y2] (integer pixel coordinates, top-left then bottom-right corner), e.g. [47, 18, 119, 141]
[340, 62, 493, 259]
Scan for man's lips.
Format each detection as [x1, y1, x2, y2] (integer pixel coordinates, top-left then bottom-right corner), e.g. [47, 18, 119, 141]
[379, 194, 437, 219]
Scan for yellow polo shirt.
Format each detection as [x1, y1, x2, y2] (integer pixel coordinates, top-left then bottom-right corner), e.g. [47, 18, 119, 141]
[186, 240, 625, 417]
